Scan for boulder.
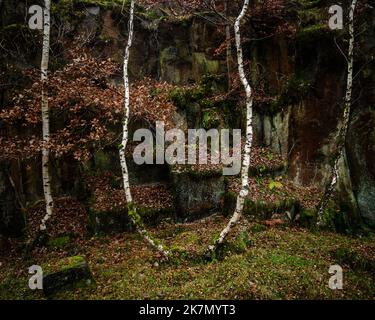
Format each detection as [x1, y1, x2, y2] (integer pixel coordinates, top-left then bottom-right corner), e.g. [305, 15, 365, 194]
[43, 256, 93, 296]
[171, 167, 225, 222]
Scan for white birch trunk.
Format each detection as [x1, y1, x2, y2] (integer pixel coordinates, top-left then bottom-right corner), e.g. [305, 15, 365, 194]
[40, 0, 53, 232]
[317, 0, 357, 226]
[208, 0, 253, 254]
[119, 0, 135, 204]
[120, 0, 169, 258]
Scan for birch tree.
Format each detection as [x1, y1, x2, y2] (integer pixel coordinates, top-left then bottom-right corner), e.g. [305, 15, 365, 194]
[208, 0, 253, 255]
[317, 0, 358, 226]
[119, 0, 169, 258]
[40, 0, 53, 232]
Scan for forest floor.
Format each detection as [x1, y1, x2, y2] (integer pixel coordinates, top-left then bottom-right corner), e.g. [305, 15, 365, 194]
[0, 215, 374, 300]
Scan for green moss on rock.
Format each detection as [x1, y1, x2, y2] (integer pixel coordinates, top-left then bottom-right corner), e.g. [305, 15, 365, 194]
[42, 256, 93, 296]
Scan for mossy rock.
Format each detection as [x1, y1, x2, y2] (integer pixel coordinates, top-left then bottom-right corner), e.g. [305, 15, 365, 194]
[171, 169, 225, 222]
[244, 198, 298, 220]
[88, 204, 175, 235]
[223, 190, 298, 220]
[202, 109, 222, 129]
[192, 52, 221, 79]
[88, 208, 133, 235]
[168, 86, 208, 110]
[135, 206, 175, 227]
[42, 256, 93, 296]
[258, 75, 312, 115]
[248, 163, 287, 177]
[299, 208, 318, 228]
[318, 200, 361, 234]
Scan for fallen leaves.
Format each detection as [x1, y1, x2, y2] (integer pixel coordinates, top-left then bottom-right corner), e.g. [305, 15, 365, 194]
[27, 197, 88, 240]
[86, 173, 174, 213]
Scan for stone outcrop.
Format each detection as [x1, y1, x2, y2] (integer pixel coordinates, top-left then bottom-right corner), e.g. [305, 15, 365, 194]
[0, 0, 374, 235]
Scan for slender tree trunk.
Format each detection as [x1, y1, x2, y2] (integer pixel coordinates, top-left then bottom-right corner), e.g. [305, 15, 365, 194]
[40, 0, 53, 231]
[120, 0, 169, 258]
[317, 0, 357, 226]
[208, 0, 253, 254]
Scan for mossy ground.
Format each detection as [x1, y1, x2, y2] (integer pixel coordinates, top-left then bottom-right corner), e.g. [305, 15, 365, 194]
[1, 215, 374, 300]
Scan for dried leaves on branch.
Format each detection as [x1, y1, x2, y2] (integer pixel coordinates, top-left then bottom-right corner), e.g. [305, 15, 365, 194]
[0, 49, 176, 162]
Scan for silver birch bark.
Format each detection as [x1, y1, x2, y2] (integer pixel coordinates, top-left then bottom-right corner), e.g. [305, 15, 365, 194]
[40, 0, 53, 231]
[317, 0, 358, 226]
[119, 0, 169, 257]
[208, 0, 253, 254]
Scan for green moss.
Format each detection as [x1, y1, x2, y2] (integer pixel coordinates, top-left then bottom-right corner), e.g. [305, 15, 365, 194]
[200, 74, 227, 93]
[192, 53, 220, 77]
[168, 86, 207, 110]
[299, 208, 318, 228]
[243, 198, 298, 220]
[267, 75, 312, 114]
[43, 256, 86, 274]
[250, 223, 267, 233]
[136, 206, 175, 227]
[202, 109, 221, 129]
[127, 203, 143, 227]
[232, 231, 252, 253]
[269, 251, 313, 267]
[47, 236, 71, 249]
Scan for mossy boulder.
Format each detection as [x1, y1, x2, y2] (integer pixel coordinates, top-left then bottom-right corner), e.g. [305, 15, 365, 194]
[42, 256, 93, 296]
[192, 52, 221, 79]
[160, 45, 192, 84]
[171, 167, 224, 222]
[88, 201, 175, 235]
[88, 208, 133, 235]
[223, 190, 298, 220]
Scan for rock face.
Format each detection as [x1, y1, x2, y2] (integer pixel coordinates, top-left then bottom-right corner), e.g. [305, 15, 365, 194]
[347, 110, 375, 227]
[43, 256, 92, 296]
[0, 1, 374, 234]
[0, 166, 24, 237]
[171, 169, 225, 222]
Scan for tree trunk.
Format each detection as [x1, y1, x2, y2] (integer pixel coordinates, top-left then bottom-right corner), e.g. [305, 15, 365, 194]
[317, 0, 358, 226]
[40, 0, 53, 232]
[208, 0, 253, 255]
[119, 0, 169, 258]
